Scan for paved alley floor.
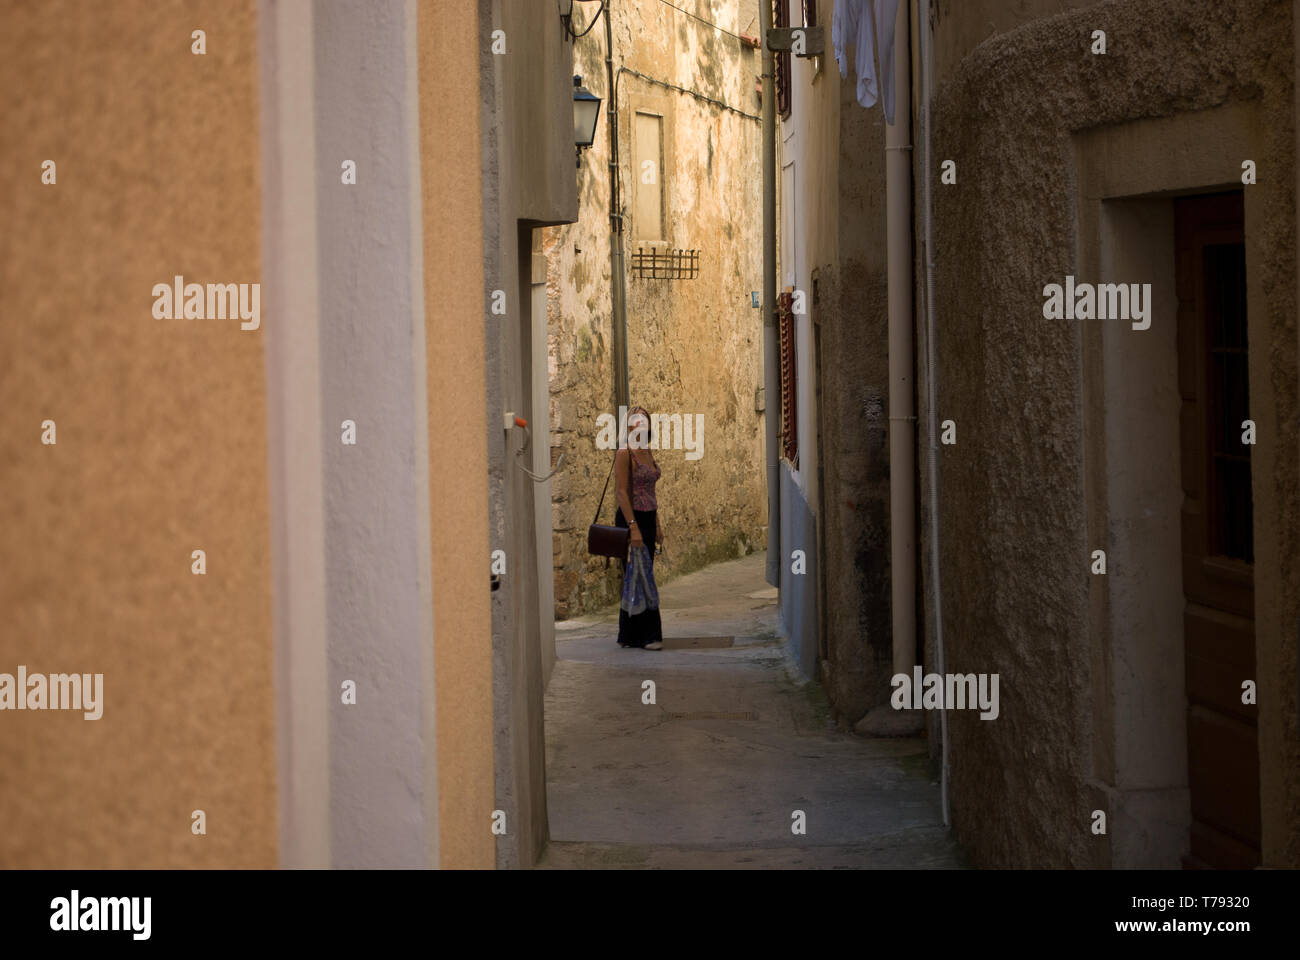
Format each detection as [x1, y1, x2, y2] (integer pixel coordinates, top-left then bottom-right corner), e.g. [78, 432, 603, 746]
[539, 552, 965, 869]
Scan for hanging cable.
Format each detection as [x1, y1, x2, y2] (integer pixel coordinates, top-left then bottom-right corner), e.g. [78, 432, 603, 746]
[616, 65, 761, 123]
[655, 0, 748, 43]
[567, 0, 606, 40]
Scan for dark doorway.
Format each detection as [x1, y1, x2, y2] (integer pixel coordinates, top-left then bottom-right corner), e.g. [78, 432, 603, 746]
[1174, 191, 1259, 869]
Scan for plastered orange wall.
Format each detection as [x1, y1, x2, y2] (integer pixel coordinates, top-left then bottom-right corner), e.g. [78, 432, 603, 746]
[0, 0, 275, 866]
[417, 5, 495, 869]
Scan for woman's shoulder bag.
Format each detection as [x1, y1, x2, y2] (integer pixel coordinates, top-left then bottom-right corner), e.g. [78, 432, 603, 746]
[587, 454, 630, 564]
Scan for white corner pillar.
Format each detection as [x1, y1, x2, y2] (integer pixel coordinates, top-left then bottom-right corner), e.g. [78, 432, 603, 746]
[260, 0, 439, 869]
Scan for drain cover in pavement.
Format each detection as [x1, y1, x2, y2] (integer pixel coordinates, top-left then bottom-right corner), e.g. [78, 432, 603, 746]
[662, 636, 734, 649]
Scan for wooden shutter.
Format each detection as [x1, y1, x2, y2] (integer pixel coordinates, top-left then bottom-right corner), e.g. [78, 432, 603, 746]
[775, 0, 791, 119]
[1175, 191, 1259, 869]
[779, 290, 797, 465]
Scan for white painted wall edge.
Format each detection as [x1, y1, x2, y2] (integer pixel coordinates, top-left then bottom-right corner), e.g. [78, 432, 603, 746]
[259, 0, 331, 869]
[404, 0, 441, 870]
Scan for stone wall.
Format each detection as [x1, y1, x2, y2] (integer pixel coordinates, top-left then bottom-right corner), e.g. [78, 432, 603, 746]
[545, 0, 768, 619]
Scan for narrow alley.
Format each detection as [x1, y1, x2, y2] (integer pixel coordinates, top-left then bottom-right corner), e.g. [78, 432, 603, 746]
[540, 553, 963, 868]
[5, 0, 1299, 911]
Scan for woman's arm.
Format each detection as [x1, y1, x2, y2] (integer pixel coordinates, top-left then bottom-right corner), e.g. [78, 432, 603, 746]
[652, 453, 664, 544]
[615, 448, 642, 545]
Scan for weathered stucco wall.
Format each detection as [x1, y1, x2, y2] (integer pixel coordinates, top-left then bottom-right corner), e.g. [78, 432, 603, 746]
[545, 0, 766, 619]
[931, 0, 1095, 85]
[817, 72, 896, 724]
[778, 31, 896, 720]
[0, 0, 274, 866]
[927, 0, 1298, 867]
[481, 0, 579, 867]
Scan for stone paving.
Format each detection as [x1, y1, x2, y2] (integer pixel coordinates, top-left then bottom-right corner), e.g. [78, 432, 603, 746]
[538, 552, 966, 869]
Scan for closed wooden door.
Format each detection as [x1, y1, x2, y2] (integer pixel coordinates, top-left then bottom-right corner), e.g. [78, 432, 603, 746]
[1174, 191, 1259, 869]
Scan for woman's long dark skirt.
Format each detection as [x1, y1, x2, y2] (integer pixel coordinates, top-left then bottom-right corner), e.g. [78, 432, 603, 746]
[614, 507, 662, 648]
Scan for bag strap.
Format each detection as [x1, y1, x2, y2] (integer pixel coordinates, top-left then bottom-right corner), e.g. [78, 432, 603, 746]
[593, 453, 617, 525]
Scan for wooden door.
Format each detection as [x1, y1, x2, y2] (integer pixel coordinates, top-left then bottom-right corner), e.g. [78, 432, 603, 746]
[1174, 191, 1259, 869]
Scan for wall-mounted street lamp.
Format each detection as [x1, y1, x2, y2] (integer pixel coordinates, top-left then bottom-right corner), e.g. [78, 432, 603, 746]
[573, 75, 601, 168]
[560, 0, 605, 41]
[564, 0, 628, 409]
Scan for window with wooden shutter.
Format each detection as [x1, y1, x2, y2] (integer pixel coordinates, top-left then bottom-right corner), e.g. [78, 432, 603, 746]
[779, 289, 798, 465]
[775, 0, 791, 119]
[633, 111, 665, 240]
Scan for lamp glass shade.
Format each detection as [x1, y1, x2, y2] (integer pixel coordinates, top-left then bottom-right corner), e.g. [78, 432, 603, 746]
[573, 86, 601, 148]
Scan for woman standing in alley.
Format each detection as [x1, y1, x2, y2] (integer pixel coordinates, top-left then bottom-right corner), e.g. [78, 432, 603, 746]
[615, 406, 665, 650]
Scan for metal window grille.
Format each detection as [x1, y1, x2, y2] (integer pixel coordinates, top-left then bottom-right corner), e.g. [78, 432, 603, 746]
[630, 247, 700, 280]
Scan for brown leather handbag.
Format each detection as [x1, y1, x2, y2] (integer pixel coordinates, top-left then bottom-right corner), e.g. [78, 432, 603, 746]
[587, 455, 629, 563]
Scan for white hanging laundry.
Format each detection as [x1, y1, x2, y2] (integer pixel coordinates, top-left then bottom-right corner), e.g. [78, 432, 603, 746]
[832, 0, 901, 123]
[873, 0, 900, 124]
[832, 0, 863, 82]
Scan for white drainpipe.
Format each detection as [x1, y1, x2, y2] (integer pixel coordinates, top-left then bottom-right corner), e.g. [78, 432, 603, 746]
[886, 1, 916, 685]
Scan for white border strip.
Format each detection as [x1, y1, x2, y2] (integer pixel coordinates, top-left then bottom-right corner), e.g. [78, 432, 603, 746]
[259, 0, 331, 869]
